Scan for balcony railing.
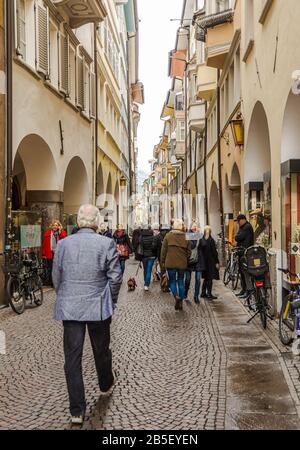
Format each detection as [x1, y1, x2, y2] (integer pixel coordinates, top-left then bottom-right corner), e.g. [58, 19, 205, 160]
[188, 102, 205, 132]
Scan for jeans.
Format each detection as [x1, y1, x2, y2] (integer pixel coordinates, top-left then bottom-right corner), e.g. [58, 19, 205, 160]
[142, 257, 155, 287]
[167, 269, 185, 300]
[185, 270, 202, 300]
[119, 259, 126, 275]
[63, 318, 113, 416]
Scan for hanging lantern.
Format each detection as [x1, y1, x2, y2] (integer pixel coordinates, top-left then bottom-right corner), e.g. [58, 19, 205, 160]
[231, 119, 244, 147]
[120, 176, 127, 188]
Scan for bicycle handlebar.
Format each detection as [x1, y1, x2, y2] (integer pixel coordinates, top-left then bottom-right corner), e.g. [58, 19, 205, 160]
[278, 268, 300, 282]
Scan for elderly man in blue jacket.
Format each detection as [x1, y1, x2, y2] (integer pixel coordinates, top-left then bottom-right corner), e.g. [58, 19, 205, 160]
[52, 204, 123, 425]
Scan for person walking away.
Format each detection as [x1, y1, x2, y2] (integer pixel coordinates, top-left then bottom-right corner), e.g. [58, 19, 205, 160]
[184, 223, 206, 304]
[132, 224, 142, 261]
[42, 220, 67, 286]
[113, 224, 132, 275]
[235, 214, 254, 299]
[140, 225, 158, 291]
[151, 224, 161, 281]
[201, 226, 220, 300]
[160, 219, 191, 311]
[99, 223, 112, 238]
[52, 204, 122, 425]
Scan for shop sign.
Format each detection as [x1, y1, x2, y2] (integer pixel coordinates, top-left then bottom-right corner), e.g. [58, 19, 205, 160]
[20, 225, 41, 249]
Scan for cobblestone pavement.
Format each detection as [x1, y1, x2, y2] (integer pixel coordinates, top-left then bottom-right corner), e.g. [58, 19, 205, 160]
[0, 258, 300, 430]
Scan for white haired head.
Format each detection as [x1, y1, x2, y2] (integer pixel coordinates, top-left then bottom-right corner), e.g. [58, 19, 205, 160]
[77, 204, 100, 230]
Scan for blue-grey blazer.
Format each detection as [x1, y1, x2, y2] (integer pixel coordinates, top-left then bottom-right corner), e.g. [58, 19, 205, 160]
[52, 228, 123, 322]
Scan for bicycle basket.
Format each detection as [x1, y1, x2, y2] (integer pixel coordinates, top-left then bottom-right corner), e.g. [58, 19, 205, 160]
[2, 262, 23, 274]
[244, 246, 268, 276]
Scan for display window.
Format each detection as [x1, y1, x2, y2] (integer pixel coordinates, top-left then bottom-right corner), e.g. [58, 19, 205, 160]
[281, 160, 300, 274]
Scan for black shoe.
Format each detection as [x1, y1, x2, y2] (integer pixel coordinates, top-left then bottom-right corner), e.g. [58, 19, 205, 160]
[194, 297, 200, 304]
[201, 292, 207, 298]
[207, 294, 217, 300]
[237, 290, 246, 297]
[100, 372, 116, 394]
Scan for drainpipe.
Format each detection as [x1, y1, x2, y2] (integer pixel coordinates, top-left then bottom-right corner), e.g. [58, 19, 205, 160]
[94, 24, 99, 205]
[126, 37, 133, 199]
[217, 68, 225, 259]
[5, 0, 13, 252]
[204, 100, 209, 225]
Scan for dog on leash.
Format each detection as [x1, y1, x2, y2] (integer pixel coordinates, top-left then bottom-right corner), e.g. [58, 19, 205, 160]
[127, 277, 137, 291]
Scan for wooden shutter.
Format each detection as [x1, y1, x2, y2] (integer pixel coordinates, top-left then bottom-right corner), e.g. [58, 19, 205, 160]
[36, 3, 49, 76]
[59, 34, 69, 94]
[76, 55, 84, 109]
[15, 0, 26, 58]
[90, 72, 96, 119]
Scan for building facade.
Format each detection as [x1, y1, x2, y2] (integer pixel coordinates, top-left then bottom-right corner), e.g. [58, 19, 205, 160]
[149, 0, 300, 312]
[0, 0, 143, 305]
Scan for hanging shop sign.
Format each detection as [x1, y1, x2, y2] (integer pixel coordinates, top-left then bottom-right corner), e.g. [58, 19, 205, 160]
[20, 225, 41, 249]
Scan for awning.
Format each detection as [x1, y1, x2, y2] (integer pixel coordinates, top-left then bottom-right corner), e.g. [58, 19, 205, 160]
[168, 50, 187, 78]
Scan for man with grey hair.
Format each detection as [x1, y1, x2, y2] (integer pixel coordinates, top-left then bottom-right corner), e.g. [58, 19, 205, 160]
[52, 204, 122, 425]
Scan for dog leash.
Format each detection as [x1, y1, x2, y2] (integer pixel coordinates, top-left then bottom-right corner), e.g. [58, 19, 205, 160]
[135, 261, 142, 277]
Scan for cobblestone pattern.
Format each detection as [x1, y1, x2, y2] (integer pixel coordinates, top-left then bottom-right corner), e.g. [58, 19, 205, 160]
[0, 259, 227, 430]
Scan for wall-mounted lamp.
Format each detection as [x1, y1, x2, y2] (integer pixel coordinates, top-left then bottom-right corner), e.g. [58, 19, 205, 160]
[120, 176, 127, 188]
[230, 116, 244, 147]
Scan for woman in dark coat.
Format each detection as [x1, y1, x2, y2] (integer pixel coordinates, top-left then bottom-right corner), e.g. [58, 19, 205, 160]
[201, 226, 220, 300]
[184, 223, 206, 304]
[113, 224, 132, 275]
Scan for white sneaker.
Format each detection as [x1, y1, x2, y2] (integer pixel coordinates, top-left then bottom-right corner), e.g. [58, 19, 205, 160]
[71, 415, 84, 425]
[144, 286, 149, 291]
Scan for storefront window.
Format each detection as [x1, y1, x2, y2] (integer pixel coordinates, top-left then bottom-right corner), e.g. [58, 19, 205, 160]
[281, 161, 300, 274]
[11, 211, 42, 256]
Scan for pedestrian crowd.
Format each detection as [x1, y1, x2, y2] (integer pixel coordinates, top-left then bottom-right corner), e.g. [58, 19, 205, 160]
[46, 204, 260, 425]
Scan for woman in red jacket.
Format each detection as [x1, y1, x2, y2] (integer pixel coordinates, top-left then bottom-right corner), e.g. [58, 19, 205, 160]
[42, 220, 67, 286]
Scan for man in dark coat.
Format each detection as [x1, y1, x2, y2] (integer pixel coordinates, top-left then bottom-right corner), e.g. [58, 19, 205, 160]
[140, 226, 159, 291]
[201, 226, 220, 300]
[132, 225, 142, 261]
[235, 214, 254, 298]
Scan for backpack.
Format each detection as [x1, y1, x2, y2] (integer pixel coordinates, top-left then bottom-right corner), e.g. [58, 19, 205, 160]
[188, 240, 200, 265]
[136, 235, 144, 260]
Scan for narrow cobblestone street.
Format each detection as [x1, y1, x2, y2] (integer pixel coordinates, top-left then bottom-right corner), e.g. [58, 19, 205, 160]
[1, 258, 300, 430]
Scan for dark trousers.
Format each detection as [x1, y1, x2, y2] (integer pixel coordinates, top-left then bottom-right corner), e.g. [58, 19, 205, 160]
[46, 258, 53, 286]
[63, 318, 113, 416]
[119, 259, 126, 274]
[202, 279, 213, 295]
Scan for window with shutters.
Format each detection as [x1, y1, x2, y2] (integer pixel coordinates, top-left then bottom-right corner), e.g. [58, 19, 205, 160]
[90, 71, 96, 119]
[59, 33, 69, 95]
[35, 3, 49, 77]
[49, 20, 58, 89]
[76, 55, 84, 109]
[15, 0, 26, 59]
[69, 44, 76, 104]
[84, 63, 90, 115]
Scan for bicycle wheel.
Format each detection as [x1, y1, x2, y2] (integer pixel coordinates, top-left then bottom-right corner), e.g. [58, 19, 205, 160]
[231, 261, 240, 290]
[6, 276, 25, 315]
[258, 288, 267, 329]
[223, 261, 231, 286]
[279, 294, 296, 345]
[32, 275, 44, 306]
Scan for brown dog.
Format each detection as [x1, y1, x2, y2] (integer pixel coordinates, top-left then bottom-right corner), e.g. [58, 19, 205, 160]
[127, 277, 137, 291]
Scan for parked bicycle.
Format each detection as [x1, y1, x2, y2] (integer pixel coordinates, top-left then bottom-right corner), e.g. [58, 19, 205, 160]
[223, 240, 243, 290]
[2, 251, 44, 314]
[242, 245, 273, 329]
[278, 268, 300, 347]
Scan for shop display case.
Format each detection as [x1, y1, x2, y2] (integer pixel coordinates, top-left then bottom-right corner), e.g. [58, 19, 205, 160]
[11, 211, 42, 256]
[244, 182, 264, 215]
[281, 159, 300, 277]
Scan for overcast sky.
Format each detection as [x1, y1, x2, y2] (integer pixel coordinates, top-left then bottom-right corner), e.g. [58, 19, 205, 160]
[136, 0, 183, 175]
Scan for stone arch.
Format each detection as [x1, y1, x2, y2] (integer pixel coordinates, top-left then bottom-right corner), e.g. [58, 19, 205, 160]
[63, 156, 89, 214]
[13, 133, 58, 197]
[209, 181, 221, 235]
[281, 89, 300, 162]
[244, 101, 271, 184]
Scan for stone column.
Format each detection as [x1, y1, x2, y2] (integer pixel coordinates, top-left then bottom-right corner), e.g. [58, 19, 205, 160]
[27, 191, 64, 234]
